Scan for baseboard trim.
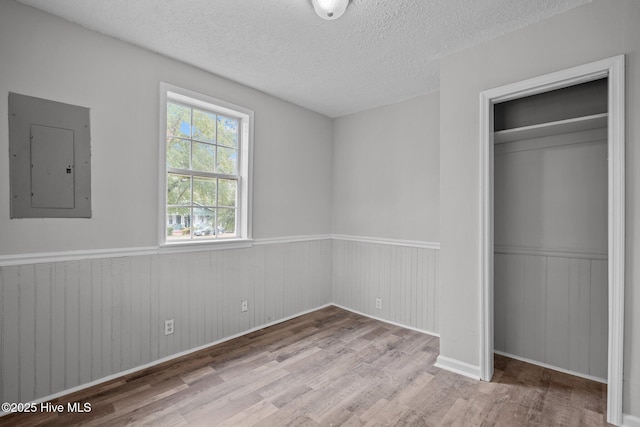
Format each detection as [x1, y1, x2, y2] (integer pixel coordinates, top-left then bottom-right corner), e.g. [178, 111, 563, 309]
[0, 303, 333, 417]
[493, 350, 607, 384]
[434, 355, 481, 380]
[332, 303, 439, 338]
[623, 413, 640, 427]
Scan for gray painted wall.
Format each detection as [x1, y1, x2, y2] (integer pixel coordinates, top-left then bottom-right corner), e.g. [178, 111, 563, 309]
[332, 93, 440, 243]
[0, 240, 332, 404]
[0, 0, 334, 256]
[494, 253, 607, 380]
[333, 239, 439, 335]
[494, 128, 608, 252]
[0, 0, 442, 407]
[330, 94, 441, 344]
[494, 128, 608, 379]
[5, 0, 639, 420]
[330, 95, 441, 345]
[439, 0, 640, 417]
[0, 0, 336, 406]
[494, 78, 607, 131]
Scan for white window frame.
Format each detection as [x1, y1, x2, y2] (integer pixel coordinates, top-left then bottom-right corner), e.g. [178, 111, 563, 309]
[159, 82, 253, 249]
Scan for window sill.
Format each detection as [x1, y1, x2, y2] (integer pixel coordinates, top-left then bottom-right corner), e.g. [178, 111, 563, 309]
[159, 238, 253, 254]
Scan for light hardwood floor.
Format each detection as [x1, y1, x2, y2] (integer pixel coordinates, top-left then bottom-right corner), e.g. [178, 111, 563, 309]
[0, 306, 610, 426]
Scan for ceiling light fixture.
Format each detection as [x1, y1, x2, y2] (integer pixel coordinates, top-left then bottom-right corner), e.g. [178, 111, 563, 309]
[311, 0, 350, 20]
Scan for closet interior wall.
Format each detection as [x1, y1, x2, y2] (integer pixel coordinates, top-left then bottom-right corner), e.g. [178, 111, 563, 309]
[493, 79, 609, 381]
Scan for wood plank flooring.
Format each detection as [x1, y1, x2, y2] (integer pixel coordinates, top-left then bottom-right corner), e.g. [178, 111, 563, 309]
[0, 306, 610, 426]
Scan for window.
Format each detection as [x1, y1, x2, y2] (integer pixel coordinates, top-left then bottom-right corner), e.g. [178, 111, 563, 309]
[160, 83, 253, 245]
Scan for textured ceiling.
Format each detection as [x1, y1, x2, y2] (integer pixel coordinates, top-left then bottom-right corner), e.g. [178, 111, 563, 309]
[16, 0, 592, 117]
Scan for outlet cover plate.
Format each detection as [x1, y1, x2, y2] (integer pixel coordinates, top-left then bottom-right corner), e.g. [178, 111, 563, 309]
[164, 319, 174, 335]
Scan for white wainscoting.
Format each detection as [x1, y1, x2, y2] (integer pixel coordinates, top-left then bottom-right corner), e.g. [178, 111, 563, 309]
[0, 239, 332, 404]
[332, 237, 440, 336]
[494, 249, 608, 381]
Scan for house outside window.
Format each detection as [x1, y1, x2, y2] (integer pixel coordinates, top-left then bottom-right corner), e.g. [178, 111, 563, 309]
[160, 83, 253, 246]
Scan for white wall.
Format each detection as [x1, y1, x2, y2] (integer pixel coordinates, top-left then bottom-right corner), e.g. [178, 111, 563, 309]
[0, 0, 333, 256]
[439, 0, 640, 418]
[332, 93, 440, 242]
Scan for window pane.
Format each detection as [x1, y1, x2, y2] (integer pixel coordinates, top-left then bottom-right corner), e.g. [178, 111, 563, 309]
[167, 103, 191, 138]
[166, 138, 190, 169]
[192, 214, 215, 239]
[193, 177, 216, 206]
[166, 206, 191, 240]
[218, 179, 237, 207]
[217, 208, 236, 237]
[167, 174, 191, 205]
[192, 142, 215, 173]
[217, 115, 238, 147]
[217, 146, 238, 175]
[164, 91, 249, 245]
[192, 109, 216, 143]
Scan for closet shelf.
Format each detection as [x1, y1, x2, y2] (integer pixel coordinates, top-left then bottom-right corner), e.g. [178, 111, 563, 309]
[494, 113, 607, 145]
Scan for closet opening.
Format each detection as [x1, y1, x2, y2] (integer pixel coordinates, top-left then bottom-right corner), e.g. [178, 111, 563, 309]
[492, 78, 608, 383]
[478, 55, 625, 425]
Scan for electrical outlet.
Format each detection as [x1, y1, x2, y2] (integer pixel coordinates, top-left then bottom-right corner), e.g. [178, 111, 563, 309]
[164, 319, 174, 335]
[375, 298, 383, 310]
[241, 299, 248, 312]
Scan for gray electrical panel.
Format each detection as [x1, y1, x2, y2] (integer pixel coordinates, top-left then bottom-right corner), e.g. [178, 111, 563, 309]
[9, 93, 91, 218]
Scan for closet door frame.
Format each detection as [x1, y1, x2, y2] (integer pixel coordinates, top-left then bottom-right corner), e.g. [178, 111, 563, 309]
[478, 55, 625, 426]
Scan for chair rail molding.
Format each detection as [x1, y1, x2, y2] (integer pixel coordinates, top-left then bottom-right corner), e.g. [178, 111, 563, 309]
[332, 234, 440, 250]
[0, 235, 439, 267]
